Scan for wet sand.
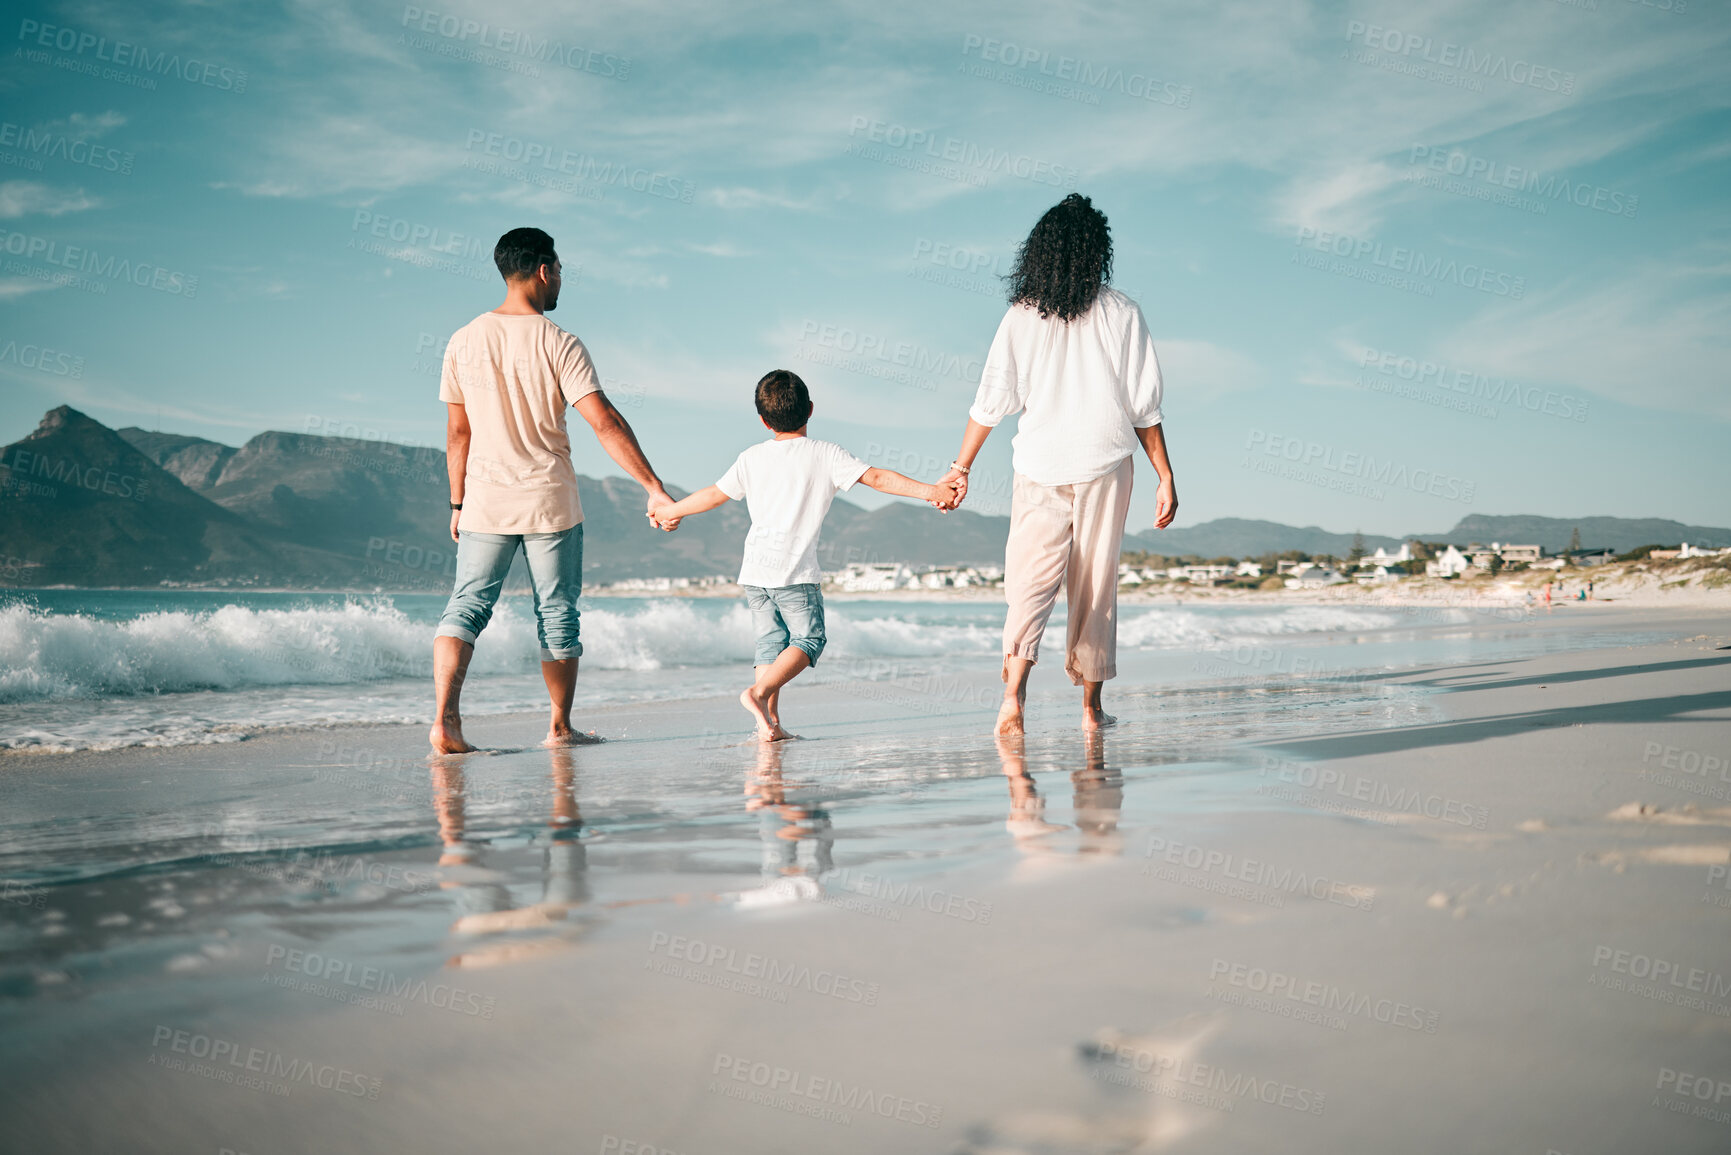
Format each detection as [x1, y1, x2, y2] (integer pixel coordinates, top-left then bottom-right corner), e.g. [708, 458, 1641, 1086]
[3, 608, 1730, 1153]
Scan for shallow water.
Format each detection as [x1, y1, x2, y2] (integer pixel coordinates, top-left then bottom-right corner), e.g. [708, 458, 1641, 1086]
[0, 591, 1641, 752]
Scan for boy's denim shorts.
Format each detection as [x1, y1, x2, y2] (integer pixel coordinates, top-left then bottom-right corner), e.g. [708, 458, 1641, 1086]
[742, 583, 826, 666]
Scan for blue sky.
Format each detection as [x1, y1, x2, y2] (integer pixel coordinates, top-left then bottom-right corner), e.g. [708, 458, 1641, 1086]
[1, 0, 1727, 538]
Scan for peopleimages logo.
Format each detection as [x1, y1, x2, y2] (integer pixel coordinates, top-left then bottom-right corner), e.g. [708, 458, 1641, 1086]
[1244, 428, 1476, 503]
[959, 34, 1192, 107]
[1358, 345, 1589, 423]
[846, 117, 1078, 188]
[1344, 21, 1575, 95]
[399, 7, 630, 79]
[16, 19, 248, 92]
[1295, 227, 1526, 299]
[0, 228, 198, 297]
[1407, 145, 1637, 219]
[463, 130, 695, 202]
[0, 121, 134, 174]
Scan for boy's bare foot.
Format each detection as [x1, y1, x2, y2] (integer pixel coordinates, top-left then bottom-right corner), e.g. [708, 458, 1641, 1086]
[1082, 707, 1117, 730]
[430, 720, 476, 754]
[544, 726, 605, 747]
[995, 700, 1025, 737]
[740, 687, 784, 741]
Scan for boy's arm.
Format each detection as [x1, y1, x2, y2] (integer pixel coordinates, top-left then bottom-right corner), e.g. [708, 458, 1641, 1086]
[649, 484, 730, 531]
[859, 467, 958, 507]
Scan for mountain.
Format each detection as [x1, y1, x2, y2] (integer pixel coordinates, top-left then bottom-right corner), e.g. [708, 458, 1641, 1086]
[3, 409, 1720, 588]
[119, 428, 236, 490]
[108, 419, 1014, 584]
[1414, 514, 1731, 553]
[1124, 518, 1401, 560]
[0, 408, 372, 586]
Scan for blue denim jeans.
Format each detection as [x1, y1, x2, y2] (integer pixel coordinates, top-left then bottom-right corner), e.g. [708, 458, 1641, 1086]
[436, 525, 583, 661]
[742, 583, 826, 666]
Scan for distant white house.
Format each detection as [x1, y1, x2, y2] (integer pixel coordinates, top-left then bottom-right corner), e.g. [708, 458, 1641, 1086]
[1680, 543, 1731, 558]
[1276, 559, 1304, 575]
[1530, 556, 1565, 571]
[1173, 564, 1234, 584]
[1363, 543, 1414, 567]
[1573, 549, 1616, 566]
[1235, 561, 1263, 578]
[1284, 562, 1348, 589]
[829, 563, 914, 592]
[1425, 546, 1470, 578]
[919, 566, 991, 588]
[1354, 565, 1397, 585]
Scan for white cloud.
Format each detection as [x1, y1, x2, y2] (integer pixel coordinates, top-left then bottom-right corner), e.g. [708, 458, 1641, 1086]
[0, 182, 100, 219]
[1439, 262, 1731, 418]
[1155, 338, 1265, 399]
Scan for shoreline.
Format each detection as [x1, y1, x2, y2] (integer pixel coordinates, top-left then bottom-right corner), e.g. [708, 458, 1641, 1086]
[7, 563, 1727, 609]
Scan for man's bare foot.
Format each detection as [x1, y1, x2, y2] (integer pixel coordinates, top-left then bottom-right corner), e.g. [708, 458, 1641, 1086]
[1082, 707, 1117, 730]
[995, 700, 1025, 737]
[544, 726, 604, 747]
[430, 720, 476, 754]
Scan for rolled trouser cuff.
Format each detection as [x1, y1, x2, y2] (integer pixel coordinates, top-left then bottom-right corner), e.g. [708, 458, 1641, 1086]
[539, 643, 583, 662]
[435, 622, 479, 645]
[787, 635, 825, 666]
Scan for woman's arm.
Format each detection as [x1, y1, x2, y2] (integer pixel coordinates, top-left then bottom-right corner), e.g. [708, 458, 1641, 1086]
[1136, 423, 1178, 529]
[934, 418, 994, 510]
[647, 484, 730, 531]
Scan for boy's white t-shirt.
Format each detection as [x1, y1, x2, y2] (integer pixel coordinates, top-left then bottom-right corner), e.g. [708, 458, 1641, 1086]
[715, 437, 870, 588]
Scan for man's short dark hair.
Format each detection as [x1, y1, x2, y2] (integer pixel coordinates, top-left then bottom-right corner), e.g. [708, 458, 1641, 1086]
[755, 370, 812, 433]
[494, 227, 558, 281]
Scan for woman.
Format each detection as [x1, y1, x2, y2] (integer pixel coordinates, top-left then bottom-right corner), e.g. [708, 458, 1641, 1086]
[938, 194, 1177, 735]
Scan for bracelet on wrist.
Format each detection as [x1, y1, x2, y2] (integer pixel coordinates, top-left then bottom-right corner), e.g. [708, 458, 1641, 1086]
[949, 461, 970, 475]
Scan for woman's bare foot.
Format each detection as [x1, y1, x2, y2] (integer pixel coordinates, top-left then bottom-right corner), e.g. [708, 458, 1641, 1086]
[1082, 707, 1117, 730]
[429, 720, 476, 754]
[544, 726, 604, 747]
[995, 699, 1025, 737]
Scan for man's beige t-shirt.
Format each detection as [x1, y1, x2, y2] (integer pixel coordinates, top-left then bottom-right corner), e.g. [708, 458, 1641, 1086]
[439, 312, 601, 534]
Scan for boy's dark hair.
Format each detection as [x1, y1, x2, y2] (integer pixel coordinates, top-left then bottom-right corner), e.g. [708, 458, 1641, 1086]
[494, 227, 558, 281]
[755, 370, 813, 433]
[1005, 193, 1113, 322]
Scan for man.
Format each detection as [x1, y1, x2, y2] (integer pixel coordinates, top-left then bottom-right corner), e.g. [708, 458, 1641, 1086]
[431, 227, 673, 753]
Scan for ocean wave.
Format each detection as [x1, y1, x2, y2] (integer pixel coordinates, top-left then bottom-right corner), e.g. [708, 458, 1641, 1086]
[0, 599, 1002, 703]
[1118, 607, 1404, 650]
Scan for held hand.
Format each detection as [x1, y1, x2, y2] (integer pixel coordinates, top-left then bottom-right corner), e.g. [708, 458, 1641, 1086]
[449, 509, 461, 543]
[645, 488, 676, 532]
[930, 480, 960, 510]
[1153, 480, 1178, 529]
[647, 504, 682, 532]
[935, 467, 969, 511]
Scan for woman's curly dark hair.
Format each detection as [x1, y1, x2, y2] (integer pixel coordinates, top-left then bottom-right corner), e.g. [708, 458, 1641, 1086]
[1004, 193, 1112, 322]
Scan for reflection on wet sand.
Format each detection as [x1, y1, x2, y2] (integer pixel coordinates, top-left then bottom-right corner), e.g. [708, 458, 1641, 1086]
[745, 741, 835, 880]
[997, 732, 1125, 857]
[431, 749, 591, 966]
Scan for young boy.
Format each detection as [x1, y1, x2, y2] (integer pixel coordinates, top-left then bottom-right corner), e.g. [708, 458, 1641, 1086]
[649, 370, 957, 741]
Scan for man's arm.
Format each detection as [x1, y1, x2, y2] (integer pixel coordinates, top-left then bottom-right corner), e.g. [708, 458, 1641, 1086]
[572, 391, 675, 527]
[648, 484, 730, 532]
[859, 467, 958, 507]
[445, 402, 470, 542]
[1137, 422, 1178, 529]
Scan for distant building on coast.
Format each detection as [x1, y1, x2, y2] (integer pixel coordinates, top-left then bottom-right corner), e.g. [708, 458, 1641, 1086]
[1284, 562, 1347, 589]
[1425, 546, 1470, 578]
